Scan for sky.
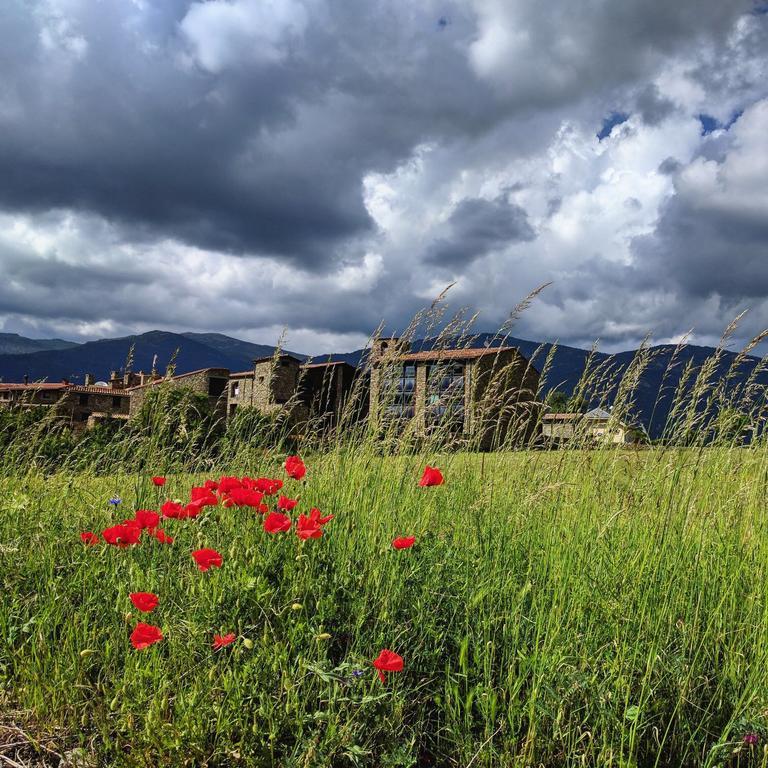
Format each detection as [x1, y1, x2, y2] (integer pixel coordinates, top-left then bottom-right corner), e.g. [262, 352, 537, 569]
[0, 0, 766, 355]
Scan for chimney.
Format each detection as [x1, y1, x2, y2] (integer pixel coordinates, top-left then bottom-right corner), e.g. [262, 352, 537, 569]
[23, 374, 29, 386]
[109, 370, 123, 390]
[84, 373, 95, 387]
[61, 378, 69, 385]
[372, 337, 400, 362]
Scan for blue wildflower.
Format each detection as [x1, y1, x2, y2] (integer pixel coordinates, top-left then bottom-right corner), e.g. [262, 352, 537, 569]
[108, 496, 122, 506]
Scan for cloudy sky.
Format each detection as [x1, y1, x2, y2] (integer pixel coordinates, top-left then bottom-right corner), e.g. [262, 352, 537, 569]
[1, 0, 767, 354]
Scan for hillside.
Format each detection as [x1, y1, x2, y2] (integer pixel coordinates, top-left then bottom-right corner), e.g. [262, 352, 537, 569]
[0, 333, 79, 355]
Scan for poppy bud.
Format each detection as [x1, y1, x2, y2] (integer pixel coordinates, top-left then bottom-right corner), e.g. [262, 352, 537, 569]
[316, 633, 331, 640]
[291, 603, 303, 611]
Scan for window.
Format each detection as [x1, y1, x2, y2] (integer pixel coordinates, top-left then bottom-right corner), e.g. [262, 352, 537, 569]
[384, 364, 416, 419]
[80, 412, 90, 422]
[208, 377, 227, 397]
[258, 376, 265, 383]
[229, 404, 237, 417]
[79, 394, 89, 406]
[426, 362, 465, 431]
[230, 382, 240, 398]
[112, 396, 122, 409]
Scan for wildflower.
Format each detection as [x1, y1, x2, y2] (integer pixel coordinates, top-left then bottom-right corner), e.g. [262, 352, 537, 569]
[392, 536, 416, 550]
[277, 495, 298, 511]
[80, 531, 99, 545]
[744, 732, 760, 745]
[264, 512, 292, 533]
[217, 476, 244, 495]
[285, 456, 306, 480]
[351, 669, 365, 678]
[296, 515, 321, 540]
[161, 500, 185, 519]
[316, 632, 331, 640]
[296, 508, 333, 540]
[190, 486, 218, 506]
[372, 649, 403, 683]
[129, 592, 159, 613]
[255, 477, 283, 495]
[419, 466, 444, 487]
[108, 496, 122, 506]
[134, 509, 160, 530]
[224, 487, 265, 508]
[291, 603, 303, 611]
[191, 548, 223, 572]
[102, 523, 141, 547]
[130, 622, 163, 650]
[182, 500, 204, 518]
[213, 633, 236, 650]
[152, 528, 174, 544]
[151, 476, 166, 487]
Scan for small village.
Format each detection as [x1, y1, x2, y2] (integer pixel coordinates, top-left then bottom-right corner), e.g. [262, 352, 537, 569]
[0, 336, 643, 446]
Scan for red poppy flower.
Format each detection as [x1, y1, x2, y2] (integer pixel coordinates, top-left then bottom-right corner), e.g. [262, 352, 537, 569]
[204, 479, 219, 491]
[372, 649, 404, 683]
[191, 548, 223, 572]
[277, 495, 298, 511]
[151, 476, 166, 487]
[190, 487, 218, 506]
[285, 455, 307, 480]
[254, 477, 283, 495]
[134, 509, 160, 530]
[224, 487, 265, 508]
[392, 536, 416, 550]
[80, 531, 100, 545]
[264, 512, 292, 533]
[419, 466, 444, 487]
[217, 476, 244, 494]
[130, 622, 163, 650]
[308, 507, 333, 525]
[182, 501, 204, 518]
[296, 514, 322, 540]
[102, 523, 141, 547]
[130, 592, 159, 613]
[161, 500, 185, 519]
[153, 528, 174, 544]
[213, 632, 236, 649]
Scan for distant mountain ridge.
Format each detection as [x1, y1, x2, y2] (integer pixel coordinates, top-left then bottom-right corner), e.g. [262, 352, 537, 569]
[0, 333, 79, 355]
[0, 329, 764, 438]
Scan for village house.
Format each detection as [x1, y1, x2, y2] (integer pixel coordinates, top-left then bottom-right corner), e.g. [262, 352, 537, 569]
[368, 338, 540, 449]
[541, 407, 644, 445]
[227, 355, 360, 428]
[0, 373, 131, 430]
[127, 367, 230, 420]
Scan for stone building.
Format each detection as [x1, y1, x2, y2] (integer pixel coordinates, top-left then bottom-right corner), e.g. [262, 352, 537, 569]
[127, 367, 230, 420]
[227, 355, 361, 428]
[0, 375, 131, 430]
[369, 338, 540, 449]
[541, 407, 644, 445]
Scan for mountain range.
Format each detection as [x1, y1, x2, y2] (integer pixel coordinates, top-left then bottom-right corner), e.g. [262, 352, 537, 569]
[0, 330, 764, 438]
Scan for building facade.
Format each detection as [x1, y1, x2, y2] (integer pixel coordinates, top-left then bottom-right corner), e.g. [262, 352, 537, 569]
[541, 407, 644, 445]
[227, 355, 360, 428]
[127, 367, 230, 420]
[369, 338, 540, 449]
[0, 377, 131, 429]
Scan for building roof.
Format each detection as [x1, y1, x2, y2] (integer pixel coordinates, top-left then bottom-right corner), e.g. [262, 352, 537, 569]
[542, 413, 580, 421]
[252, 353, 303, 365]
[301, 360, 355, 369]
[391, 345, 521, 363]
[69, 385, 130, 395]
[0, 382, 69, 391]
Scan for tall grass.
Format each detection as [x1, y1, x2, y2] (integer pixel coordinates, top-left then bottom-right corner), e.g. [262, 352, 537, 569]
[1, 302, 768, 766]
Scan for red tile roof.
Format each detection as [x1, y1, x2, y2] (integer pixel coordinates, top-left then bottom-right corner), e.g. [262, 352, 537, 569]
[0, 382, 68, 391]
[68, 385, 130, 396]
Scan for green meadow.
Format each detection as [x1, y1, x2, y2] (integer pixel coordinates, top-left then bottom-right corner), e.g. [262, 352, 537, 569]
[1, 446, 767, 767]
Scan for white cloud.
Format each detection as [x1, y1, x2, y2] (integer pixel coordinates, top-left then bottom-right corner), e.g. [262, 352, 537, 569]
[180, 0, 312, 73]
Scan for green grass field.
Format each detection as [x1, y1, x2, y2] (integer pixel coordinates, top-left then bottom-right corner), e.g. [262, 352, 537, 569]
[2, 446, 767, 767]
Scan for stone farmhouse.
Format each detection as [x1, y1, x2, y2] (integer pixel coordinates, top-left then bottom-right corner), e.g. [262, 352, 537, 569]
[227, 355, 360, 428]
[541, 407, 645, 445]
[0, 373, 131, 430]
[368, 338, 540, 449]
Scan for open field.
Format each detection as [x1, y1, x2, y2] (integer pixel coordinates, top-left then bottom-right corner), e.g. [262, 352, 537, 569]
[1, 447, 768, 767]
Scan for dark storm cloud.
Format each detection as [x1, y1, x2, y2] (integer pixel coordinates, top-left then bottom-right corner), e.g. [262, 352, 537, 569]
[0, 0, 765, 351]
[424, 196, 535, 268]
